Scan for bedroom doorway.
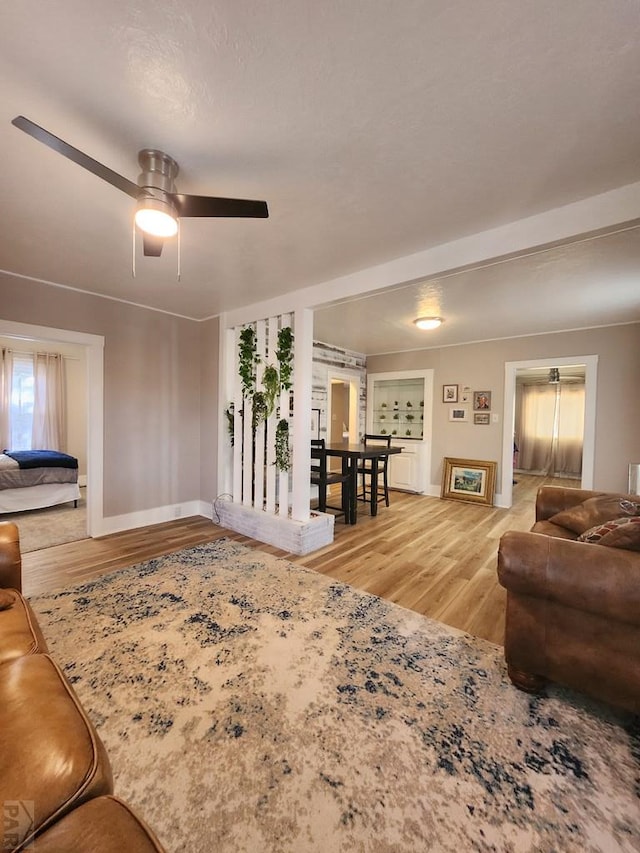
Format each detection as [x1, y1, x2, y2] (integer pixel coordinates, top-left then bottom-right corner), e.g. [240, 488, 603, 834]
[0, 319, 104, 538]
[501, 354, 597, 507]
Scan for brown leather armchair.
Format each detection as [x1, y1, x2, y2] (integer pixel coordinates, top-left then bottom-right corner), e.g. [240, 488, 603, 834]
[497, 487, 640, 713]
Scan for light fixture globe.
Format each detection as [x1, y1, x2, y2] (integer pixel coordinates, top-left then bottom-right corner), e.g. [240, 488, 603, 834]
[134, 195, 178, 238]
[413, 316, 443, 331]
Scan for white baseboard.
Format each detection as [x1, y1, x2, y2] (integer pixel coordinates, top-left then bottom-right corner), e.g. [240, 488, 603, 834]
[96, 500, 205, 537]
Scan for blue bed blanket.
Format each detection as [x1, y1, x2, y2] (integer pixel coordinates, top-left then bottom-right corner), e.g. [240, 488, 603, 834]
[3, 450, 78, 469]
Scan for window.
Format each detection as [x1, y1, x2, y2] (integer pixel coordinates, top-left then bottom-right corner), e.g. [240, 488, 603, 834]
[10, 355, 35, 450]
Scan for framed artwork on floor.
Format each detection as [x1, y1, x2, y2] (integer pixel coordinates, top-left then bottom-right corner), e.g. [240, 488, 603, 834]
[441, 457, 497, 506]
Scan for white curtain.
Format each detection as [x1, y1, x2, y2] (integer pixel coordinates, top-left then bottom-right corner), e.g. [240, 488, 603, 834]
[516, 382, 584, 477]
[0, 348, 13, 450]
[31, 352, 66, 450]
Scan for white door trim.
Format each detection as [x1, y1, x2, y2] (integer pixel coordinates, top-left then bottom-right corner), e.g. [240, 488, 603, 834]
[501, 354, 598, 507]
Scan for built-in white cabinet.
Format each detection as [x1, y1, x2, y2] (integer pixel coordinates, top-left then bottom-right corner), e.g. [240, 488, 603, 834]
[366, 370, 433, 494]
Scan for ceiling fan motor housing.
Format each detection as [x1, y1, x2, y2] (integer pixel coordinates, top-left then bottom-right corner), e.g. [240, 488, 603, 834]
[136, 148, 180, 222]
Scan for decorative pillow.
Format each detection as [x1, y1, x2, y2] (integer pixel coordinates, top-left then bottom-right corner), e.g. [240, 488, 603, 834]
[0, 589, 14, 611]
[578, 516, 640, 550]
[549, 494, 640, 535]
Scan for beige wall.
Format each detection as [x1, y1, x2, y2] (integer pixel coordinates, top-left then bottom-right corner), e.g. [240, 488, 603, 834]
[0, 272, 206, 517]
[367, 324, 640, 494]
[199, 316, 220, 505]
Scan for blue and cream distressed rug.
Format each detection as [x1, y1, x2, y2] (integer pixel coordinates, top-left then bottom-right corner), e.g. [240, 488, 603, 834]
[31, 540, 639, 853]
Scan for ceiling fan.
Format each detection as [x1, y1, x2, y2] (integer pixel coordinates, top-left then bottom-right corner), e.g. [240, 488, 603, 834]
[11, 116, 269, 257]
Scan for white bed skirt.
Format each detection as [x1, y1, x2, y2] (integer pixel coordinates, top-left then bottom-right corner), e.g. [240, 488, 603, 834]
[0, 482, 81, 514]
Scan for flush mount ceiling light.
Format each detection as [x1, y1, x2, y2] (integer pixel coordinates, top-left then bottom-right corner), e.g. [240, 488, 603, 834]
[413, 316, 443, 330]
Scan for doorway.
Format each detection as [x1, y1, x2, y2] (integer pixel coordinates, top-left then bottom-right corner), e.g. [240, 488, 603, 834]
[330, 381, 350, 445]
[0, 319, 104, 536]
[326, 369, 360, 453]
[501, 355, 598, 507]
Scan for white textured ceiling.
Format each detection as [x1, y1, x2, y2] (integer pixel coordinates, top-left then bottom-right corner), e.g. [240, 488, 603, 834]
[313, 227, 640, 353]
[1, 1, 640, 348]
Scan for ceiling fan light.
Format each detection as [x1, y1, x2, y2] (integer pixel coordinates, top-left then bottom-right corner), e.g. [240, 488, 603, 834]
[135, 198, 178, 237]
[413, 316, 443, 330]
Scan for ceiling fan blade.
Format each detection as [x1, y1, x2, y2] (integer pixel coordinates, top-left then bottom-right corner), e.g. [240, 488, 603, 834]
[12, 115, 140, 200]
[172, 194, 268, 218]
[142, 234, 164, 257]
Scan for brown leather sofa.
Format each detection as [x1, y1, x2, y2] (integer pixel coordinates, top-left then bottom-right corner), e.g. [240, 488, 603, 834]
[0, 521, 166, 853]
[497, 486, 640, 713]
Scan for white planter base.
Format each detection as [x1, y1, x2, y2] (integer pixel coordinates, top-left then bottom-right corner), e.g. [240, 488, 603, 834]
[215, 499, 335, 555]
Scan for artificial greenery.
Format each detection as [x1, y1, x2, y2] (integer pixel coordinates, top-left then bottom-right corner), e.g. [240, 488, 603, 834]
[225, 403, 235, 445]
[275, 419, 291, 471]
[252, 392, 268, 428]
[276, 326, 294, 390]
[233, 323, 295, 472]
[238, 327, 260, 398]
[261, 364, 280, 418]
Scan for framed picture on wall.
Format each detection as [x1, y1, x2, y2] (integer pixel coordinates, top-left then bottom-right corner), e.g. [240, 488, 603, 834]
[473, 390, 491, 411]
[448, 406, 468, 422]
[443, 384, 458, 403]
[474, 412, 490, 425]
[441, 457, 497, 506]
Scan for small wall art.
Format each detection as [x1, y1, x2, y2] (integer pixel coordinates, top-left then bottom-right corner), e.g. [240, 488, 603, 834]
[473, 390, 491, 411]
[460, 386, 471, 403]
[474, 412, 490, 425]
[443, 384, 458, 403]
[449, 406, 468, 422]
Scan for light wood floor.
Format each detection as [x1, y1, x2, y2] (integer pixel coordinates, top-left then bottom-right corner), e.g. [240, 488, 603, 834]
[20, 474, 577, 645]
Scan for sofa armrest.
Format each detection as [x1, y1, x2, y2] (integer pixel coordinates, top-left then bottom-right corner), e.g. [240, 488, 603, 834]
[534, 486, 605, 522]
[497, 530, 640, 625]
[0, 521, 22, 592]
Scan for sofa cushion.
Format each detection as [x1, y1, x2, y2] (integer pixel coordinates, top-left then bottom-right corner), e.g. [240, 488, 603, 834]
[530, 520, 580, 540]
[32, 796, 166, 853]
[578, 516, 640, 550]
[0, 589, 14, 610]
[0, 589, 49, 665]
[0, 654, 113, 850]
[548, 493, 640, 535]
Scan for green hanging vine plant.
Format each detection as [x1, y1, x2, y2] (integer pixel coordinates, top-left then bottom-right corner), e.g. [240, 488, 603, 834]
[225, 403, 235, 445]
[275, 419, 291, 471]
[233, 323, 295, 471]
[262, 364, 280, 418]
[276, 326, 294, 391]
[238, 326, 260, 399]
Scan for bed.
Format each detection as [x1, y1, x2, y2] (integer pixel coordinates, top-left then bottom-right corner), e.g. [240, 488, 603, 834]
[0, 450, 80, 513]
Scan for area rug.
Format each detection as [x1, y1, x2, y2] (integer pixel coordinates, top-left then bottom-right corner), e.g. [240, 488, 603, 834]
[4, 488, 87, 551]
[30, 540, 639, 853]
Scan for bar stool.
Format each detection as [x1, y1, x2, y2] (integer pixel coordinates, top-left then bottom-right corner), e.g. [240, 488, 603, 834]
[357, 434, 392, 511]
[310, 439, 352, 522]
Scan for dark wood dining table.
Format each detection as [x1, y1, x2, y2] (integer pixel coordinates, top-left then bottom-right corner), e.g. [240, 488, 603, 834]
[324, 442, 402, 524]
